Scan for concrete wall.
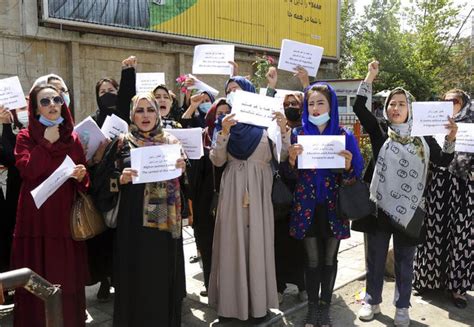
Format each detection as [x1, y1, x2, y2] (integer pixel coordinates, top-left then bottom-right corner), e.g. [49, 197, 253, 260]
[0, 0, 337, 122]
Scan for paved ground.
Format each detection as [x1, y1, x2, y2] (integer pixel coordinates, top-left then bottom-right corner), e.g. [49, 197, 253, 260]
[1, 228, 472, 327]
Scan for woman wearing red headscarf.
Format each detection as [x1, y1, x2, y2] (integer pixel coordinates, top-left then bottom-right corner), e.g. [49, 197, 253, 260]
[11, 84, 89, 327]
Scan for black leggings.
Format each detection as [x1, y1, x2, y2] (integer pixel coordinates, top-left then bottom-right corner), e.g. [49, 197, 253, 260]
[304, 237, 340, 268]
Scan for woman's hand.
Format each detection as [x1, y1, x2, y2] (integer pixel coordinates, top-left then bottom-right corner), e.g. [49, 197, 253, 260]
[119, 168, 138, 185]
[339, 150, 353, 171]
[71, 164, 87, 182]
[229, 60, 239, 77]
[176, 158, 186, 172]
[221, 113, 238, 136]
[294, 66, 310, 89]
[288, 144, 303, 167]
[0, 105, 12, 124]
[44, 125, 60, 144]
[91, 139, 111, 164]
[183, 77, 196, 88]
[266, 67, 278, 89]
[364, 60, 379, 84]
[272, 111, 287, 133]
[445, 116, 458, 142]
[122, 55, 137, 69]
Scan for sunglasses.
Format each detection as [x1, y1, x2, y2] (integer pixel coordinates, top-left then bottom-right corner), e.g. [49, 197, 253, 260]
[39, 96, 64, 107]
[445, 98, 460, 105]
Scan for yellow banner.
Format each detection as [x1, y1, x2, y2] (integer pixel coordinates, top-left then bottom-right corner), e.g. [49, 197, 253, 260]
[150, 0, 339, 58]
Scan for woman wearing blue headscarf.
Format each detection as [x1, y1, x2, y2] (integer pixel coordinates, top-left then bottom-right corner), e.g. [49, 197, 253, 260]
[208, 75, 288, 322]
[288, 82, 364, 327]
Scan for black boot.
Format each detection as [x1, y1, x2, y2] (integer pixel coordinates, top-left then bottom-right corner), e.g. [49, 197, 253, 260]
[304, 266, 321, 326]
[320, 262, 337, 304]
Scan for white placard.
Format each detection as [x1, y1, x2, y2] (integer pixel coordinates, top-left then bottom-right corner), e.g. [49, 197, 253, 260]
[297, 135, 346, 169]
[187, 74, 219, 97]
[164, 128, 204, 160]
[411, 102, 453, 136]
[130, 144, 182, 184]
[455, 123, 474, 153]
[74, 117, 108, 161]
[136, 73, 166, 93]
[0, 76, 27, 109]
[101, 114, 129, 139]
[30, 155, 76, 209]
[192, 44, 235, 75]
[277, 39, 324, 77]
[231, 90, 283, 128]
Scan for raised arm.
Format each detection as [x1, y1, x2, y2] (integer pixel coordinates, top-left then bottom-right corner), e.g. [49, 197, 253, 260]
[353, 61, 384, 138]
[116, 56, 137, 124]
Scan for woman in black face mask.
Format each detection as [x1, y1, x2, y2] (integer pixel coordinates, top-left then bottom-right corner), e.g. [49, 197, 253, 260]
[86, 56, 137, 303]
[283, 93, 304, 128]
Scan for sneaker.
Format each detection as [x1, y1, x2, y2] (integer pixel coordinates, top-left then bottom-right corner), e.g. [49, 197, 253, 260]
[394, 307, 410, 327]
[298, 290, 308, 302]
[358, 303, 381, 321]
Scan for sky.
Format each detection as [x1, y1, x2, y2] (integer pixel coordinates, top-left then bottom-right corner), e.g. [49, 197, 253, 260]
[354, 0, 473, 38]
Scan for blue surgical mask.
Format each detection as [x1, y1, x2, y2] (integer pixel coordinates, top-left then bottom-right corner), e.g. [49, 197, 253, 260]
[226, 92, 235, 107]
[16, 111, 29, 127]
[198, 102, 212, 114]
[39, 115, 64, 127]
[308, 112, 330, 126]
[62, 92, 71, 107]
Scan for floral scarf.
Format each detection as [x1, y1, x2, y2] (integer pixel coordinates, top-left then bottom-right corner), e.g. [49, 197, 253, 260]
[126, 93, 182, 238]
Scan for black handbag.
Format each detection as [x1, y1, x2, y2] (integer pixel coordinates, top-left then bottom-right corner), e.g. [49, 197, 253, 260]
[392, 206, 426, 239]
[268, 138, 293, 221]
[209, 165, 219, 221]
[337, 179, 375, 221]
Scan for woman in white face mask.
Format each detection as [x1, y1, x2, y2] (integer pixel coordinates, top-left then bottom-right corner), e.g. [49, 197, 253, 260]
[0, 100, 28, 300]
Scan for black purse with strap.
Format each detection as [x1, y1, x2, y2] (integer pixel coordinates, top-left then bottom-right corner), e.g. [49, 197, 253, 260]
[268, 138, 293, 221]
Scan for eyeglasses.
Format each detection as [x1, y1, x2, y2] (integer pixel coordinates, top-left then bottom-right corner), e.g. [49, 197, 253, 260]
[445, 98, 460, 105]
[39, 96, 64, 107]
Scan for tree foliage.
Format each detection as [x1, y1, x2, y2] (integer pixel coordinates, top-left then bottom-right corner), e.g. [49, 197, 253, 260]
[339, 0, 473, 99]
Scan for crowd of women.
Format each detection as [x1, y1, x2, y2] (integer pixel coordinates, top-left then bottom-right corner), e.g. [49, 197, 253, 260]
[0, 56, 472, 327]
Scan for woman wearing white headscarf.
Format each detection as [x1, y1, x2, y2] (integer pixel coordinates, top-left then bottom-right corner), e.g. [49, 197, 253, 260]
[352, 61, 457, 327]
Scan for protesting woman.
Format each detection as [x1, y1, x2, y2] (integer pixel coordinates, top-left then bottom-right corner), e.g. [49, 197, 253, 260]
[11, 84, 89, 326]
[414, 89, 473, 308]
[288, 83, 364, 327]
[208, 76, 288, 322]
[353, 61, 457, 326]
[110, 93, 186, 326]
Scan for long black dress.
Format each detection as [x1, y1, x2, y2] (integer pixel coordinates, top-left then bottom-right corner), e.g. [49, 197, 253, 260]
[112, 144, 186, 326]
[87, 67, 136, 286]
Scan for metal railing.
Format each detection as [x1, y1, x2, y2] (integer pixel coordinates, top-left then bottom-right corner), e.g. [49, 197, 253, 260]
[0, 268, 63, 327]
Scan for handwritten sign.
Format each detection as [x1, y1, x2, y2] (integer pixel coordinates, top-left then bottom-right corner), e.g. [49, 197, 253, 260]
[30, 155, 76, 209]
[278, 39, 324, 77]
[192, 44, 235, 75]
[136, 73, 166, 93]
[74, 117, 108, 161]
[101, 114, 129, 139]
[0, 76, 27, 109]
[187, 74, 219, 97]
[259, 88, 303, 103]
[297, 135, 345, 169]
[164, 128, 204, 160]
[130, 144, 182, 184]
[435, 123, 474, 153]
[231, 90, 283, 128]
[411, 102, 453, 136]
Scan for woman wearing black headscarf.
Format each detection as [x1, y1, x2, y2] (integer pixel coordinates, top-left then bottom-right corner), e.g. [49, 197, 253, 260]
[86, 56, 136, 301]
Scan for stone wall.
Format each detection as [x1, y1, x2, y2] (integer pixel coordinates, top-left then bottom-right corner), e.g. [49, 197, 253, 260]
[0, 0, 337, 122]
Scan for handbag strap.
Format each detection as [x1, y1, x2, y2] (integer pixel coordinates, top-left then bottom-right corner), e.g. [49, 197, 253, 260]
[212, 165, 217, 193]
[267, 137, 280, 177]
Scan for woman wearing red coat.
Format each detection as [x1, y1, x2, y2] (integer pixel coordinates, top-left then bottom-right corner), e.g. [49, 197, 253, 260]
[11, 84, 89, 327]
